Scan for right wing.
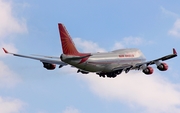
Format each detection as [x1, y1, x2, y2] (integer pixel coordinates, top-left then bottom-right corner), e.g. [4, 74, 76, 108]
[2, 48, 67, 67]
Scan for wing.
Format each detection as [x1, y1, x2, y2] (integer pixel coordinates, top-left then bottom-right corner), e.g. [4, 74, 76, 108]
[2, 48, 67, 66]
[111, 48, 177, 74]
[134, 48, 177, 69]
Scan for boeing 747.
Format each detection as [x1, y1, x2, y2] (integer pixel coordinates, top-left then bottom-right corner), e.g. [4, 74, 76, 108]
[2, 23, 178, 78]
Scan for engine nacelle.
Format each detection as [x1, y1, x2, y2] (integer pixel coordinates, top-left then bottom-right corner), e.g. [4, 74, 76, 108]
[43, 62, 56, 70]
[143, 66, 153, 75]
[157, 63, 168, 71]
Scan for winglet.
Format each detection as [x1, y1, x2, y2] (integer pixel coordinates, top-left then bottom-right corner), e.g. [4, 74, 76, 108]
[2, 48, 8, 54]
[173, 48, 177, 55]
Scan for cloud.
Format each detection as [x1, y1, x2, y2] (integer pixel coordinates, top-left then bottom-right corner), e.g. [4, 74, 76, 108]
[160, 7, 180, 38]
[168, 19, 180, 38]
[70, 38, 180, 113]
[74, 37, 152, 52]
[0, 0, 27, 39]
[62, 107, 80, 113]
[0, 0, 27, 88]
[0, 96, 25, 113]
[0, 0, 27, 57]
[81, 72, 180, 113]
[0, 61, 21, 88]
[112, 36, 153, 50]
[160, 6, 179, 18]
[122, 36, 144, 46]
[111, 42, 124, 50]
[74, 38, 106, 53]
[0, 1, 26, 112]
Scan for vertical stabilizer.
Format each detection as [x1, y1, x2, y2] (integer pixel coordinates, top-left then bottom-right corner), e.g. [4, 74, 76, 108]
[58, 23, 80, 55]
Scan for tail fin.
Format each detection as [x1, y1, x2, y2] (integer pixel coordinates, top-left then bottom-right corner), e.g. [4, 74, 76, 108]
[58, 23, 80, 55]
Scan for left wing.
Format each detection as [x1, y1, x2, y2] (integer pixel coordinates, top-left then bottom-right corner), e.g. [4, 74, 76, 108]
[112, 48, 177, 75]
[2, 48, 67, 69]
[134, 48, 177, 69]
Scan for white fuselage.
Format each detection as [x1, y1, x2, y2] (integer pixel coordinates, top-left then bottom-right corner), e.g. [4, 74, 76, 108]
[61, 48, 146, 73]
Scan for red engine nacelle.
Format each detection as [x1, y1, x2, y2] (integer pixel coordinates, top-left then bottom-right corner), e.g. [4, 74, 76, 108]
[143, 66, 154, 75]
[43, 62, 56, 70]
[157, 63, 168, 71]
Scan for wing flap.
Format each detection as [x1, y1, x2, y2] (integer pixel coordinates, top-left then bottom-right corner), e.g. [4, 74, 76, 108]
[31, 54, 60, 59]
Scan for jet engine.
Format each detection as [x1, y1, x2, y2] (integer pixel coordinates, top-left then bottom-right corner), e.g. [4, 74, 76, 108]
[142, 67, 153, 75]
[157, 63, 168, 71]
[42, 62, 56, 70]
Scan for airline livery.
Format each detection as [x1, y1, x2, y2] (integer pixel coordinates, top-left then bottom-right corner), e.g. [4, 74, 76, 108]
[2, 23, 178, 78]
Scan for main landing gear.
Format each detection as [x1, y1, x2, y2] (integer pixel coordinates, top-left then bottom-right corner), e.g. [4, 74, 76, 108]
[96, 70, 123, 78]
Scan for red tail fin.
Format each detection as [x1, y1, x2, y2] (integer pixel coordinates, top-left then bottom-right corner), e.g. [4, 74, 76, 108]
[58, 23, 80, 55]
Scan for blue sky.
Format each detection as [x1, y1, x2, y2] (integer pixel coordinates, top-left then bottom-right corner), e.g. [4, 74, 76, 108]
[0, 0, 180, 113]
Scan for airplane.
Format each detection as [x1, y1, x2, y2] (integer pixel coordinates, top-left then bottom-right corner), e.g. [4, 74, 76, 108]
[2, 23, 178, 78]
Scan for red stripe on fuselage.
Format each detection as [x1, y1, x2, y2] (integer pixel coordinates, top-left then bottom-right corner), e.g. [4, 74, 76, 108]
[78, 57, 89, 64]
